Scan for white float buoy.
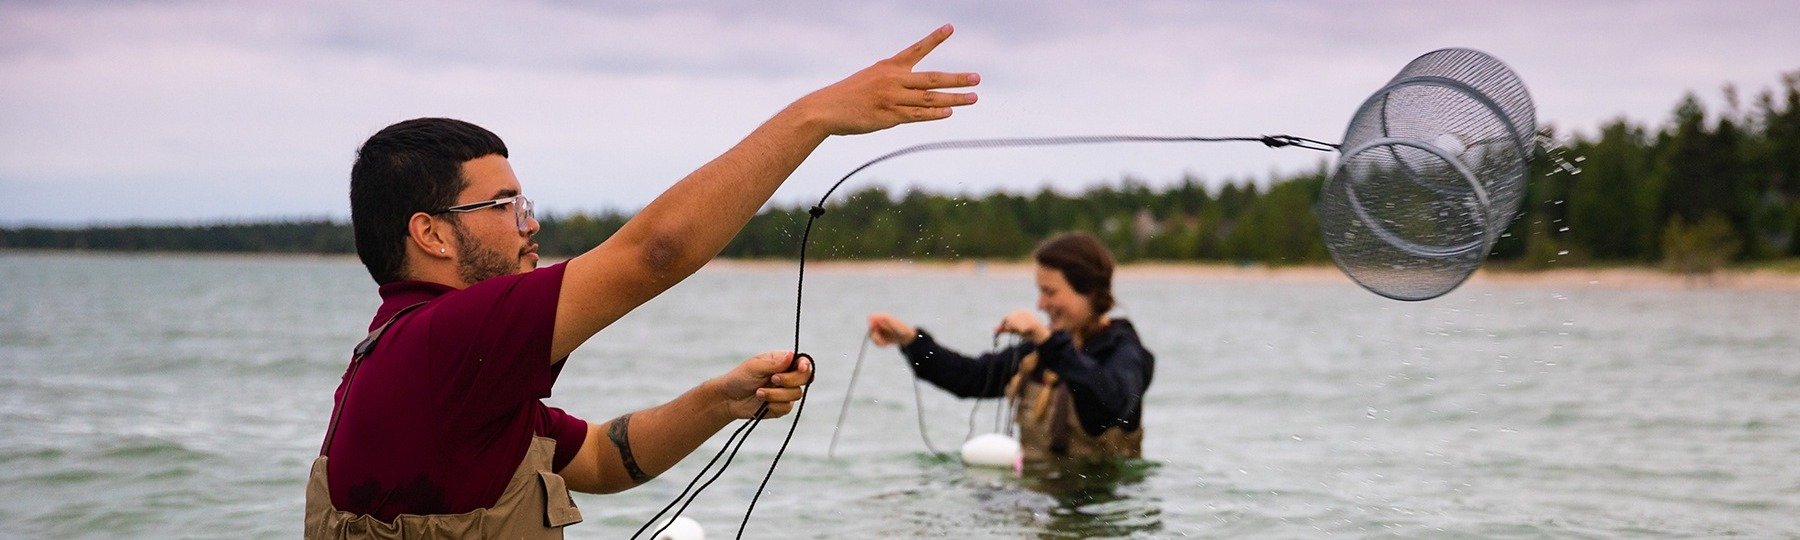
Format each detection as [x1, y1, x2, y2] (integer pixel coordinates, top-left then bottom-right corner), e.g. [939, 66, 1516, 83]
[959, 432, 1022, 468]
[653, 516, 705, 540]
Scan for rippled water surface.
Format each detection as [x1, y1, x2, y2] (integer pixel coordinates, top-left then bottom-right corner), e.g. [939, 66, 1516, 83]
[2, 252, 1797, 538]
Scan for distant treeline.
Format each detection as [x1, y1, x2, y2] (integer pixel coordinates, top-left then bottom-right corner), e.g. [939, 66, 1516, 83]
[1527, 73, 1800, 270]
[724, 175, 1332, 264]
[0, 220, 355, 253]
[5, 73, 1797, 270]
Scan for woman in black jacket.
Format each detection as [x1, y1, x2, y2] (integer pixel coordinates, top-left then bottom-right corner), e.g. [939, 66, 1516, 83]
[867, 232, 1154, 462]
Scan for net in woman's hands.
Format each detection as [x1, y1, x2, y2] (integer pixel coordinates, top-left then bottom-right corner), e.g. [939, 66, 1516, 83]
[1318, 48, 1535, 301]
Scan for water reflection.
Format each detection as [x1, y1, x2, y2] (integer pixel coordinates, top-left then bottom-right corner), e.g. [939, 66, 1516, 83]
[1021, 459, 1163, 538]
[964, 459, 1159, 540]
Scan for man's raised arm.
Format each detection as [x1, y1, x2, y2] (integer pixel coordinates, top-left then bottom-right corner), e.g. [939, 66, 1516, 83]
[551, 25, 979, 361]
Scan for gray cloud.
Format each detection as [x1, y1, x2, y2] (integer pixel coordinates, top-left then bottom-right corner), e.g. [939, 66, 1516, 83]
[2, 0, 1797, 224]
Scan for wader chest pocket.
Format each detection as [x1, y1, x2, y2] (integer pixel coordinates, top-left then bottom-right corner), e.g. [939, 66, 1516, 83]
[538, 471, 583, 528]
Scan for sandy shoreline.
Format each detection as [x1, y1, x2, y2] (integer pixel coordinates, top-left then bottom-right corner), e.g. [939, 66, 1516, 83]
[705, 258, 1800, 291]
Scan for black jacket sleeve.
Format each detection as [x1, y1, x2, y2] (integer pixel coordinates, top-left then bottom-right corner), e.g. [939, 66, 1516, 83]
[897, 328, 1031, 399]
[1035, 325, 1153, 434]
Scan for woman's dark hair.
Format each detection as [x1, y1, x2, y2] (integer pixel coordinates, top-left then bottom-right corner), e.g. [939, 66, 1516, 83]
[349, 118, 508, 284]
[1033, 232, 1116, 316]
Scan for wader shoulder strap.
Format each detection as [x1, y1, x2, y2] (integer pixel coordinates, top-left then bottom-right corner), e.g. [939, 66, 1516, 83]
[320, 302, 429, 456]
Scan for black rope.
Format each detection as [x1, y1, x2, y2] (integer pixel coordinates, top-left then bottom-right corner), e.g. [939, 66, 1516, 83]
[652, 406, 763, 539]
[633, 413, 758, 539]
[726, 205, 829, 538]
[638, 132, 1335, 538]
[736, 354, 812, 537]
[642, 212, 825, 539]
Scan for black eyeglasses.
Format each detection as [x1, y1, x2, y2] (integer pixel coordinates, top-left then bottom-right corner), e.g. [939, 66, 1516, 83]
[428, 195, 535, 232]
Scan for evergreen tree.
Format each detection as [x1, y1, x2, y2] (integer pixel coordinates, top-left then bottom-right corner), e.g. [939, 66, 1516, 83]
[1566, 120, 1654, 259]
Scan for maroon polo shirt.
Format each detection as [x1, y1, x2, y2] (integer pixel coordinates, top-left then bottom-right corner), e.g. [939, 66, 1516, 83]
[323, 262, 588, 521]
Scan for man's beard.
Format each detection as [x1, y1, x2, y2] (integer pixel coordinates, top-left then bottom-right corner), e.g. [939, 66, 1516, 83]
[451, 222, 522, 285]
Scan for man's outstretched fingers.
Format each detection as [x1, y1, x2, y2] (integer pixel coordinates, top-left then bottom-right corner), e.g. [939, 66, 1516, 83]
[900, 107, 954, 123]
[750, 350, 794, 376]
[890, 24, 953, 67]
[904, 90, 977, 108]
[903, 71, 980, 90]
[756, 386, 805, 403]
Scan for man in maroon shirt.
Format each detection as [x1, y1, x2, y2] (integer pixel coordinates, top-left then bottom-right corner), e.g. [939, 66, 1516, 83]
[308, 26, 980, 536]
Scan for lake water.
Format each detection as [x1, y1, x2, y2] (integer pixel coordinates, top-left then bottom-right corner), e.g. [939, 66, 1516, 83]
[1, 251, 1796, 538]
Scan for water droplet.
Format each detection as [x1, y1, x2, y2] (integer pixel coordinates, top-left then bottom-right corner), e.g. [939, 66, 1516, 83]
[1291, 434, 1304, 441]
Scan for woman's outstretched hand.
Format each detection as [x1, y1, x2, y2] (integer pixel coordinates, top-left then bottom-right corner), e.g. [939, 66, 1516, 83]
[867, 312, 918, 347]
[994, 309, 1051, 345]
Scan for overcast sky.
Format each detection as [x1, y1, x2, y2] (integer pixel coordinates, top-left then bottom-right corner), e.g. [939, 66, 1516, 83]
[3, 1, 1796, 225]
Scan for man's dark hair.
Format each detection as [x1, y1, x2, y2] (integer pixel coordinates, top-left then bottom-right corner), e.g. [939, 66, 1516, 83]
[350, 118, 509, 284]
[1033, 231, 1116, 316]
